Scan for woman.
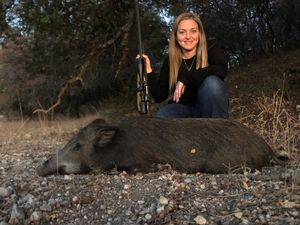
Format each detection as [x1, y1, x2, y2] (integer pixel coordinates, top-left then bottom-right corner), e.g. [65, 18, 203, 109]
[143, 12, 229, 118]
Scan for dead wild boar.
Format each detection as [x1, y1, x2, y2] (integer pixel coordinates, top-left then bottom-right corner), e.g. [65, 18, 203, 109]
[36, 117, 274, 176]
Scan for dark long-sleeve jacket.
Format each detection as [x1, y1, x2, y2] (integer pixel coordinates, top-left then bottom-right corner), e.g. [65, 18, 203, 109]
[147, 39, 227, 106]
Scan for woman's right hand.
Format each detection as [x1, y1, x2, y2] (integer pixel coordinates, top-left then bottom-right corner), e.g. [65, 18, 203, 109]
[136, 54, 152, 74]
[173, 81, 186, 103]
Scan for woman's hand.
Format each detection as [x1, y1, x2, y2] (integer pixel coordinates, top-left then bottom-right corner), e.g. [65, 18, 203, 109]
[173, 81, 186, 103]
[136, 54, 152, 74]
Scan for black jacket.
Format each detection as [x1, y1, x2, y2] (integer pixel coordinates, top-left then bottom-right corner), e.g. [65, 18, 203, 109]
[147, 39, 227, 106]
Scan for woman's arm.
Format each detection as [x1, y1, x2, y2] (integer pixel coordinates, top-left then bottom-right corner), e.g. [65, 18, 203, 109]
[147, 57, 170, 103]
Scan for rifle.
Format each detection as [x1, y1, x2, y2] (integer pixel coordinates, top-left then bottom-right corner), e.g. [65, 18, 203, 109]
[135, 0, 150, 114]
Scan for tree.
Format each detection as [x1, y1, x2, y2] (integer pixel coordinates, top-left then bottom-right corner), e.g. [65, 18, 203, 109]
[0, 0, 14, 39]
[2, 0, 169, 116]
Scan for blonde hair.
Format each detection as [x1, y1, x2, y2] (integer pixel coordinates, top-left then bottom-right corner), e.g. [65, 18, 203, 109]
[169, 12, 208, 91]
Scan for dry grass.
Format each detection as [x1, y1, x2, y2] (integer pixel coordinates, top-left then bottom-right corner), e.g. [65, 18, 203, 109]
[0, 113, 108, 152]
[234, 91, 300, 161]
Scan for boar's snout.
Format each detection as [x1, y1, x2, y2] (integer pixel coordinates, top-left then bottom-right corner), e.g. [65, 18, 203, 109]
[36, 157, 91, 177]
[36, 159, 53, 177]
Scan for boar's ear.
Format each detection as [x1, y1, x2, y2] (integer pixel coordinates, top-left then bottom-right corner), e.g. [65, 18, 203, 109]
[95, 126, 118, 147]
[91, 118, 106, 125]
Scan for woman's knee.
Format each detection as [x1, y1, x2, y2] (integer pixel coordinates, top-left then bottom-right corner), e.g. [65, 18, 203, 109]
[198, 75, 226, 98]
[155, 104, 193, 118]
[155, 108, 169, 118]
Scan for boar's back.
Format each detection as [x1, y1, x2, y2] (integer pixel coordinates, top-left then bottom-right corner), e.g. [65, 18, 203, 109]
[109, 117, 273, 173]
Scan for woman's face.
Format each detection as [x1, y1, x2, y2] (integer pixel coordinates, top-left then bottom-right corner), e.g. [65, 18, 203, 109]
[176, 19, 199, 56]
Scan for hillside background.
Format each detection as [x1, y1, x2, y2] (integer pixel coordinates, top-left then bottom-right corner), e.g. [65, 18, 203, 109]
[0, 0, 299, 118]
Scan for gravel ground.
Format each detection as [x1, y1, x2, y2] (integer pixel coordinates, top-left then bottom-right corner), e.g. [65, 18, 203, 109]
[1, 138, 300, 225]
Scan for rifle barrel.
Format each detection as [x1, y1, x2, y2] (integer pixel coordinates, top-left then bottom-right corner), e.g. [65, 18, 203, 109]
[135, 0, 143, 57]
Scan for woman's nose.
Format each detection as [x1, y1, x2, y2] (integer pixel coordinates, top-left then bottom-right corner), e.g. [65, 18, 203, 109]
[186, 32, 191, 39]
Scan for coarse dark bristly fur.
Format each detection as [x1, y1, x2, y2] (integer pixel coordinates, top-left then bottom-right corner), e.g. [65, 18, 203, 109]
[37, 117, 274, 176]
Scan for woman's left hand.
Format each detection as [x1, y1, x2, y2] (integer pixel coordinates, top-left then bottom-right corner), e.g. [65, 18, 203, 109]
[173, 81, 186, 103]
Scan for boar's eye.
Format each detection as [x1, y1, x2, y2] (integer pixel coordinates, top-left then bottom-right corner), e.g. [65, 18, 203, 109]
[73, 143, 81, 151]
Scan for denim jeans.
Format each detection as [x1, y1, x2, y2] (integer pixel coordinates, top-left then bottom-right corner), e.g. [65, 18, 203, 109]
[155, 75, 229, 118]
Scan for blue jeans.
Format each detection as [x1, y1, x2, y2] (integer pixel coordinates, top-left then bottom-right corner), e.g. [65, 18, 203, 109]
[155, 75, 229, 118]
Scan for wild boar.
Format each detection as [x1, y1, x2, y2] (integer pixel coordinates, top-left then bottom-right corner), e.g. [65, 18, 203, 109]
[36, 117, 274, 176]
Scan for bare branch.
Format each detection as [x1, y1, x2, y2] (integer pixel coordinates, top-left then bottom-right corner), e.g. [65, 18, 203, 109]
[33, 11, 134, 115]
[114, 11, 134, 80]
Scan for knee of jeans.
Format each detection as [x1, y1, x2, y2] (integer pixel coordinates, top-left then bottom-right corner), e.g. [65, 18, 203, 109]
[155, 110, 165, 118]
[155, 108, 169, 118]
[198, 75, 225, 98]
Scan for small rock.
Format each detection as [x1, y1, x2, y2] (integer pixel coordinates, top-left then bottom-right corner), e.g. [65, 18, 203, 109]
[194, 215, 207, 224]
[124, 184, 130, 190]
[159, 196, 169, 205]
[145, 214, 152, 220]
[64, 175, 73, 180]
[0, 187, 11, 197]
[210, 177, 217, 186]
[125, 209, 132, 216]
[184, 178, 192, 183]
[199, 184, 205, 189]
[30, 211, 42, 222]
[234, 211, 243, 219]
[22, 193, 36, 204]
[48, 198, 56, 206]
[175, 182, 186, 189]
[8, 204, 25, 225]
[40, 204, 52, 212]
[191, 149, 196, 154]
[289, 209, 299, 217]
[0, 222, 9, 225]
[242, 218, 249, 224]
[72, 196, 79, 203]
[156, 206, 165, 214]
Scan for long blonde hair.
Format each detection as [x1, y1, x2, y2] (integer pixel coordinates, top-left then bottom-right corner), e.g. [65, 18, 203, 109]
[169, 12, 208, 92]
